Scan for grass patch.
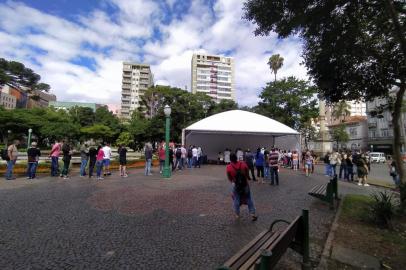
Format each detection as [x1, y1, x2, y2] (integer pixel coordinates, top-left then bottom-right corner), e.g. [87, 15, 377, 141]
[334, 194, 406, 269]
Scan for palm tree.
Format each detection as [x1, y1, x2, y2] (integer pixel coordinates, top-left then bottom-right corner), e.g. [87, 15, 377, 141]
[267, 54, 284, 81]
[332, 100, 351, 122]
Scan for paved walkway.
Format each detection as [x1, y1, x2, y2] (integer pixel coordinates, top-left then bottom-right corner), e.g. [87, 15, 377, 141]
[0, 165, 383, 269]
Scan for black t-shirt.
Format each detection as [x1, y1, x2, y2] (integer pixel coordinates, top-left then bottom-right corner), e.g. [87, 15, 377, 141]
[27, 147, 41, 162]
[119, 147, 127, 160]
[88, 147, 97, 159]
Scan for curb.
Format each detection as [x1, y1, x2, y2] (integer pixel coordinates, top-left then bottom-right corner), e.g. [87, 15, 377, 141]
[316, 197, 344, 269]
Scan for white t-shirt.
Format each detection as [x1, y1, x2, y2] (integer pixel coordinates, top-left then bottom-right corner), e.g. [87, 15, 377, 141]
[102, 146, 112, 159]
[192, 148, 198, 157]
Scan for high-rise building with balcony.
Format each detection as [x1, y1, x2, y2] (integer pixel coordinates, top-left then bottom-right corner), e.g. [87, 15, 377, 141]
[191, 53, 235, 102]
[121, 62, 154, 119]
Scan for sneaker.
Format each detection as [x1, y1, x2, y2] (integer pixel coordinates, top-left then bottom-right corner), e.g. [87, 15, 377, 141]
[99, 177, 104, 180]
[252, 216, 258, 221]
[123, 174, 128, 178]
[364, 184, 370, 187]
[63, 176, 69, 180]
[358, 183, 362, 186]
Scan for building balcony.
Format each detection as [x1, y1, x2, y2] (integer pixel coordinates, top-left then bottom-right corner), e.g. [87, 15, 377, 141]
[123, 73, 131, 78]
[368, 122, 377, 128]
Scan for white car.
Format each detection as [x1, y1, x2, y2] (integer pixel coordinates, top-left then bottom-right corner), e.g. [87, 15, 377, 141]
[369, 152, 386, 163]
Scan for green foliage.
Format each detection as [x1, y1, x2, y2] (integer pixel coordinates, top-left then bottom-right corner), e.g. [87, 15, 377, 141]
[369, 191, 396, 228]
[69, 106, 95, 127]
[0, 58, 50, 91]
[332, 101, 351, 122]
[115, 131, 133, 147]
[331, 124, 349, 149]
[255, 76, 318, 130]
[80, 124, 114, 142]
[267, 54, 284, 81]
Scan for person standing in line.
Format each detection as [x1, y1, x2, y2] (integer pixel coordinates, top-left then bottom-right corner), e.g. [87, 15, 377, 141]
[304, 151, 313, 177]
[144, 143, 153, 176]
[102, 143, 112, 176]
[244, 149, 256, 181]
[49, 139, 61, 177]
[224, 148, 231, 164]
[236, 148, 244, 161]
[158, 145, 166, 174]
[323, 152, 331, 177]
[263, 148, 270, 180]
[388, 159, 400, 187]
[192, 146, 198, 168]
[197, 146, 202, 168]
[79, 143, 89, 177]
[269, 148, 280, 185]
[329, 150, 339, 177]
[287, 150, 292, 168]
[356, 153, 369, 186]
[310, 151, 316, 173]
[255, 148, 265, 184]
[27, 142, 41, 180]
[5, 140, 19, 180]
[174, 145, 182, 171]
[96, 145, 104, 180]
[118, 144, 128, 177]
[292, 150, 299, 171]
[339, 152, 348, 180]
[181, 145, 187, 169]
[346, 154, 354, 182]
[60, 141, 72, 179]
[226, 153, 258, 221]
[169, 146, 174, 171]
[187, 146, 193, 168]
[88, 144, 97, 179]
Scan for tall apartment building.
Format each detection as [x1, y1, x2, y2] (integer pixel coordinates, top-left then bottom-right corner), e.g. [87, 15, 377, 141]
[121, 62, 154, 119]
[191, 53, 235, 102]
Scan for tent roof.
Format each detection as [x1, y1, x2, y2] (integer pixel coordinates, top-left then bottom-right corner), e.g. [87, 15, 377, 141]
[185, 110, 299, 135]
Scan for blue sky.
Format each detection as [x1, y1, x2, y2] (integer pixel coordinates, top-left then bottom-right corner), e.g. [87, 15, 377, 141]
[0, 0, 307, 108]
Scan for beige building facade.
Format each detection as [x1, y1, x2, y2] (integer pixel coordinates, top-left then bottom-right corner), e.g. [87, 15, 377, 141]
[191, 53, 235, 102]
[0, 91, 16, 109]
[121, 62, 154, 119]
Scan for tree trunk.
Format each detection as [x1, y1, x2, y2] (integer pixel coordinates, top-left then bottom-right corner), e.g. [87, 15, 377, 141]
[392, 84, 405, 204]
[274, 72, 277, 82]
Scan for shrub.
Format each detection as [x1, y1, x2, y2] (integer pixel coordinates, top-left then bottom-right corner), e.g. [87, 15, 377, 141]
[369, 191, 395, 228]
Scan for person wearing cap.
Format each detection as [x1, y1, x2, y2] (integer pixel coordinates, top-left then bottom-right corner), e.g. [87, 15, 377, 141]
[27, 141, 41, 180]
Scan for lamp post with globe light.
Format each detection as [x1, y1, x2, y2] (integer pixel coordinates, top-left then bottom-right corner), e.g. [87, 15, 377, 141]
[162, 105, 172, 178]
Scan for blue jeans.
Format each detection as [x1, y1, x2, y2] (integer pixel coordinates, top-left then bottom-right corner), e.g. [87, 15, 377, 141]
[51, 156, 59, 176]
[324, 164, 331, 176]
[264, 166, 270, 179]
[232, 186, 256, 215]
[96, 160, 103, 177]
[187, 157, 192, 168]
[145, 159, 152, 175]
[27, 162, 38, 179]
[339, 164, 347, 179]
[5, 160, 16, 179]
[270, 167, 279, 185]
[80, 159, 88, 176]
[330, 164, 337, 177]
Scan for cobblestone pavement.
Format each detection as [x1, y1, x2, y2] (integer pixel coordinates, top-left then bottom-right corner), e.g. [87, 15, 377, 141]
[0, 165, 383, 270]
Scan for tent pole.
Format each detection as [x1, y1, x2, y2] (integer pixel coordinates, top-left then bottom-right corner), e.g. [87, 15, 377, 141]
[182, 129, 185, 146]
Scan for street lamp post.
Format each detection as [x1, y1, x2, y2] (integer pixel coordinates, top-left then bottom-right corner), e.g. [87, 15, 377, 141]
[28, 128, 33, 147]
[162, 105, 172, 178]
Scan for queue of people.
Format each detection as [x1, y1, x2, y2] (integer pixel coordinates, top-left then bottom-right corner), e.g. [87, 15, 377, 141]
[155, 143, 204, 174]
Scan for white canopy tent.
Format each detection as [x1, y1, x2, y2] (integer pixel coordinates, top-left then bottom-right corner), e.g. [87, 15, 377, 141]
[182, 110, 301, 160]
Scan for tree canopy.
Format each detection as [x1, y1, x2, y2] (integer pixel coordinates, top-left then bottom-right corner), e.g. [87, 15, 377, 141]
[267, 54, 284, 82]
[244, 0, 406, 202]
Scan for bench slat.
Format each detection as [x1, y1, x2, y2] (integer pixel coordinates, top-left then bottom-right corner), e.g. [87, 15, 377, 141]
[224, 230, 272, 269]
[238, 233, 281, 270]
[309, 185, 324, 194]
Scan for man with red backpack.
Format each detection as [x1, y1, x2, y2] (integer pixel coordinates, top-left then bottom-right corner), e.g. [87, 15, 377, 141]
[226, 153, 258, 221]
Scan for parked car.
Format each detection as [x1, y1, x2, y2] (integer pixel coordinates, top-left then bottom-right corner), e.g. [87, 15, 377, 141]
[369, 152, 386, 163]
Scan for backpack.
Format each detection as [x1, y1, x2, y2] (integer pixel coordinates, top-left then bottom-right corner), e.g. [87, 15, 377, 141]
[187, 148, 193, 158]
[232, 163, 248, 195]
[175, 148, 182, 158]
[1, 148, 10, 161]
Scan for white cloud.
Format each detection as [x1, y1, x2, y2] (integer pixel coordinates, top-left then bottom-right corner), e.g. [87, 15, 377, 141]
[0, 0, 308, 107]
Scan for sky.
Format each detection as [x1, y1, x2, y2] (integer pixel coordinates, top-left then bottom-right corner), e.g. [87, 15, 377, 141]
[0, 0, 308, 108]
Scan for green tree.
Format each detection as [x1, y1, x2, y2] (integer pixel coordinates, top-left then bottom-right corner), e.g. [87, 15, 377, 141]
[81, 124, 114, 142]
[301, 119, 318, 150]
[267, 54, 284, 82]
[94, 106, 121, 141]
[332, 101, 351, 123]
[116, 131, 133, 147]
[255, 76, 319, 130]
[69, 106, 95, 127]
[0, 58, 50, 91]
[331, 124, 350, 150]
[244, 0, 406, 203]
[209, 99, 238, 115]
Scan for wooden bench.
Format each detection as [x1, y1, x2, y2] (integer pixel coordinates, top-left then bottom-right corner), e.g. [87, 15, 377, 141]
[217, 210, 310, 270]
[308, 175, 338, 209]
